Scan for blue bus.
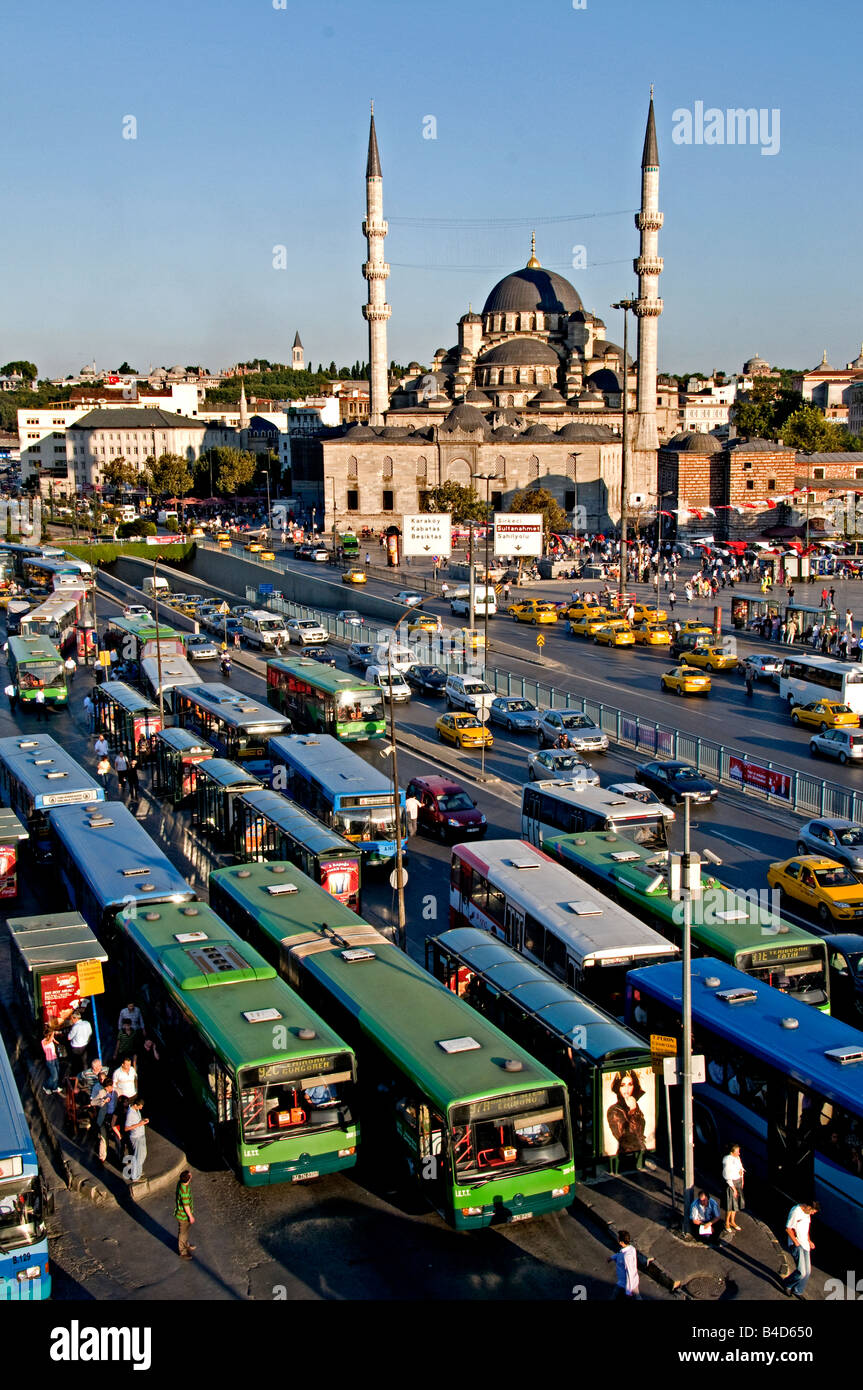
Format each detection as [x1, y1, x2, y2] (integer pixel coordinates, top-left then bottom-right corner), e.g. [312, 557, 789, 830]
[174, 684, 290, 774]
[0, 1033, 51, 1299]
[0, 734, 105, 859]
[49, 800, 195, 948]
[625, 957, 863, 1246]
[268, 733, 407, 866]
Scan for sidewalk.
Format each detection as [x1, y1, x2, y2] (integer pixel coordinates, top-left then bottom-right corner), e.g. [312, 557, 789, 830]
[573, 1165, 831, 1302]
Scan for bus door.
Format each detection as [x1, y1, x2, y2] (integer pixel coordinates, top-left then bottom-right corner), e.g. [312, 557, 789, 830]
[418, 1103, 446, 1208]
[212, 1060, 236, 1165]
[767, 1078, 815, 1204]
[503, 900, 524, 948]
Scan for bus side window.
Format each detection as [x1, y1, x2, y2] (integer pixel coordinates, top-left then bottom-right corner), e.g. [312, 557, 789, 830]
[544, 929, 567, 980]
[523, 914, 545, 963]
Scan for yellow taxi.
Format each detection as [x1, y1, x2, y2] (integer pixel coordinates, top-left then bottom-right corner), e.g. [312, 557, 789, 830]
[790, 700, 861, 732]
[407, 613, 442, 634]
[570, 611, 614, 638]
[436, 712, 494, 750]
[632, 603, 668, 624]
[565, 601, 611, 623]
[660, 665, 712, 696]
[260, 550, 276, 561]
[341, 568, 368, 585]
[681, 645, 738, 672]
[593, 620, 635, 648]
[508, 600, 559, 625]
[189, 527, 205, 538]
[680, 620, 714, 634]
[452, 627, 485, 651]
[218, 536, 232, 548]
[244, 541, 262, 553]
[633, 622, 672, 646]
[766, 855, 863, 925]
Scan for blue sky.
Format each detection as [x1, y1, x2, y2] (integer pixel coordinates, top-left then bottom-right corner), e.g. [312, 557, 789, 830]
[2, 0, 859, 379]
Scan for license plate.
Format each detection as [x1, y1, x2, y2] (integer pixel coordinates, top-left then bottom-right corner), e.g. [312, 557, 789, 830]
[291, 1170, 320, 1182]
[510, 1212, 533, 1222]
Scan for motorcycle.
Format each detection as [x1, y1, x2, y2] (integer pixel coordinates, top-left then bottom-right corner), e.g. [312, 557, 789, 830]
[220, 656, 232, 678]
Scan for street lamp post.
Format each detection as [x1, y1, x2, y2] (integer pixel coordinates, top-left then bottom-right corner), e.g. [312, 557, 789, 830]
[382, 600, 419, 952]
[152, 555, 165, 730]
[612, 298, 637, 611]
[327, 475, 338, 562]
[472, 473, 495, 672]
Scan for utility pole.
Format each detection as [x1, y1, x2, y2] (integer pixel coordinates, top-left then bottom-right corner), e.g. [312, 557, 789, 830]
[468, 519, 476, 630]
[612, 298, 637, 611]
[472, 473, 494, 673]
[152, 555, 165, 730]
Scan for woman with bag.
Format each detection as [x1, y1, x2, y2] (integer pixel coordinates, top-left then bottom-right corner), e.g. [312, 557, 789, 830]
[723, 1143, 745, 1233]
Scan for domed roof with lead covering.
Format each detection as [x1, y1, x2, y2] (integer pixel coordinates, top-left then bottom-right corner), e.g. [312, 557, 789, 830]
[482, 266, 583, 316]
[663, 431, 723, 454]
[477, 338, 561, 367]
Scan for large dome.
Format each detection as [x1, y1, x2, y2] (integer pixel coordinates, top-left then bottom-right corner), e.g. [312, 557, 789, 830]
[482, 266, 583, 316]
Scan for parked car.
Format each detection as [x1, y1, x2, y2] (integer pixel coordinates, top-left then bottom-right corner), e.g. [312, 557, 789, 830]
[537, 709, 608, 752]
[185, 634, 220, 660]
[404, 665, 448, 696]
[337, 610, 364, 627]
[286, 618, 328, 645]
[633, 623, 672, 646]
[508, 600, 559, 625]
[635, 760, 718, 806]
[488, 696, 543, 733]
[365, 666, 411, 703]
[444, 674, 496, 716]
[593, 622, 635, 648]
[436, 712, 493, 750]
[767, 855, 863, 926]
[406, 775, 487, 841]
[346, 642, 375, 669]
[797, 819, 863, 871]
[681, 646, 737, 672]
[526, 749, 599, 783]
[394, 591, 424, 607]
[808, 728, 863, 764]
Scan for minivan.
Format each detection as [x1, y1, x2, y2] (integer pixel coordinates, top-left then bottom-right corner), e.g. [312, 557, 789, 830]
[242, 610, 289, 649]
[444, 674, 496, 716]
[406, 775, 487, 841]
[373, 643, 416, 673]
[364, 666, 411, 703]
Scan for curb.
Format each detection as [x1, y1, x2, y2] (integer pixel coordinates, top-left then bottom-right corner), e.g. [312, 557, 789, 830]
[571, 1184, 683, 1295]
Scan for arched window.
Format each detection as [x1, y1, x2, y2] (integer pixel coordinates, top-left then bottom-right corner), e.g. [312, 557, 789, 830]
[416, 455, 427, 479]
[383, 455, 393, 479]
[566, 454, 578, 479]
[529, 455, 540, 481]
[447, 458, 471, 484]
[496, 454, 506, 478]
[348, 455, 358, 479]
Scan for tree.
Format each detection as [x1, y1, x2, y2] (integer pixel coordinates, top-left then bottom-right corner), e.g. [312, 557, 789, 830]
[147, 452, 193, 499]
[204, 446, 258, 496]
[1, 360, 37, 382]
[102, 457, 139, 496]
[421, 482, 489, 525]
[117, 361, 137, 374]
[782, 406, 856, 452]
[509, 486, 568, 543]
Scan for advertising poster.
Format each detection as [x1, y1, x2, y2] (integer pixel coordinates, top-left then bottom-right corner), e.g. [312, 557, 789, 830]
[601, 1066, 657, 1159]
[728, 755, 791, 799]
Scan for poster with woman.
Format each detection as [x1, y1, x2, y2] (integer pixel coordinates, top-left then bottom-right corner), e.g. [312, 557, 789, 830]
[601, 1068, 657, 1159]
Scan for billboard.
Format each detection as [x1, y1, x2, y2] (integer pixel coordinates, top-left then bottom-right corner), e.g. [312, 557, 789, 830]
[494, 512, 543, 557]
[600, 1065, 657, 1159]
[402, 513, 452, 557]
[728, 756, 791, 800]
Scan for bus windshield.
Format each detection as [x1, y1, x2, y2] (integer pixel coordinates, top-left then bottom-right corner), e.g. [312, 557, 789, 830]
[337, 690, 384, 722]
[450, 1088, 569, 1178]
[336, 804, 402, 840]
[239, 1072, 349, 1141]
[0, 1179, 44, 1251]
[19, 661, 64, 688]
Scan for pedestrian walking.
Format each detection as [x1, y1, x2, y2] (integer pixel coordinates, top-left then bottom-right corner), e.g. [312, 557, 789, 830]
[233, 630, 241, 650]
[405, 792, 420, 836]
[83, 693, 94, 729]
[364, 551, 370, 567]
[782, 1201, 819, 1297]
[124, 1099, 149, 1181]
[126, 756, 140, 804]
[175, 1169, 197, 1259]
[846, 608, 855, 632]
[667, 590, 676, 611]
[118, 1000, 144, 1033]
[66, 1011, 93, 1074]
[4, 680, 16, 714]
[112, 1057, 138, 1101]
[64, 655, 77, 683]
[41, 1027, 62, 1094]
[89, 1074, 117, 1163]
[830, 586, 836, 608]
[745, 669, 755, 698]
[96, 755, 111, 790]
[94, 733, 108, 760]
[114, 751, 128, 794]
[34, 686, 47, 721]
[608, 1230, 640, 1299]
[690, 1189, 722, 1246]
[723, 1144, 745, 1232]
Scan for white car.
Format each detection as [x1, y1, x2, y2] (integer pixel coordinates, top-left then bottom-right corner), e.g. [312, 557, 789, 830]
[606, 781, 666, 807]
[394, 591, 424, 608]
[527, 750, 599, 783]
[123, 604, 150, 619]
[287, 618, 328, 645]
[364, 666, 411, 703]
[374, 643, 416, 673]
[444, 674, 496, 716]
[450, 593, 497, 617]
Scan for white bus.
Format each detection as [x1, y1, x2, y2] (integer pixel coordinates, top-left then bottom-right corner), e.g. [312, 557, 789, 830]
[522, 781, 675, 851]
[140, 654, 199, 713]
[449, 838, 678, 1014]
[779, 654, 863, 715]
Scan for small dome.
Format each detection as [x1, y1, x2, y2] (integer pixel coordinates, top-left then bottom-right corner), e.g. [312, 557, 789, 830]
[407, 360, 422, 372]
[344, 423, 377, 440]
[477, 339, 561, 367]
[378, 425, 412, 439]
[521, 422, 558, 441]
[490, 425, 518, 441]
[743, 354, 769, 372]
[465, 388, 493, 406]
[440, 402, 488, 434]
[460, 310, 482, 324]
[530, 386, 566, 406]
[556, 422, 616, 442]
[663, 431, 723, 454]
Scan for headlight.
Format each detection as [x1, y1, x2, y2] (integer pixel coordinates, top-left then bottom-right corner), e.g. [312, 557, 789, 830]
[479, 815, 487, 824]
[837, 901, 858, 909]
[461, 1206, 483, 1217]
[552, 1186, 570, 1198]
[448, 818, 461, 826]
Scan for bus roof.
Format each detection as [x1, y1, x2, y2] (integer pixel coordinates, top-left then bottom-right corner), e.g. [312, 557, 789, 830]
[210, 861, 566, 1113]
[49, 801, 194, 914]
[267, 654, 379, 697]
[628, 957, 863, 1116]
[269, 733, 401, 800]
[238, 787, 359, 856]
[433, 926, 649, 1067]
[154, 727, 213, 756]
[8, 634, 63, 663]
[7, 911, 107, 974]
[0, 1032, 37, 1173]
[0, 736, 104, 809]
[176, 684, 290, 732]
[140, 655, 198, 692]
[118, 900, 350, 1074]
[196, 758, 261, 791]
[525, 782, 675, 823]
[544, 832, 823, 959]
[455, 840, 678, 965]
[113, 615, 184, 640]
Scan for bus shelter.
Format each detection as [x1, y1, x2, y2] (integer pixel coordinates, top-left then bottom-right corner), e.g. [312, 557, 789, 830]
[152, 727, 213, 805]
[7, 911, 107, 1030]
[93, 681, 162, 761]
[0, 808, 28, 899]
[192, 758, 261, 843]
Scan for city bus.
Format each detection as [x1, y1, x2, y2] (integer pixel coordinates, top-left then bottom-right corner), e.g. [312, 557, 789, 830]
[540, 830, 831, 1013]
[779, 654, 863, 715]
[0, 735, 104, 858]
[266, 655, 386, 742]
[174, 684, 290, 774]
[6, 601, 31, 636]
[268, 734, 406, 866]
[0, 1032, 51, 1299]
[21, 555, 91, 594]
[449, 840, 679, 1016]
[192, 758, 261, 843]
[19, 589, 88, 656]
[626, 957, 863, 1246]
[427, 926, 656, 1178]
[209, 860, 576, 1229]
[108, 898, 358, 1187]
[7, 636, 68, 708]
[233, 786, 362, 910]
[109, 615, 187, 668]
[139, 654, 199, 714]
[93, 681, 162, 761]
[49, 800, 195, 948]
[151, 727, 213, 805]
[522, 782, 674, 851]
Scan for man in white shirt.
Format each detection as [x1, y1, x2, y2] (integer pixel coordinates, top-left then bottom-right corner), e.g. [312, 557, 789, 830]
[609, 1229, 640, 1299]
[782, 1202, 819, 1297]
[66, 1012, 93, 1073]
[94, 734, 109, 760]
[405, 793, 420, 836]
[112, 1058, 138, 1100]
[722, 1144, 745, 1233]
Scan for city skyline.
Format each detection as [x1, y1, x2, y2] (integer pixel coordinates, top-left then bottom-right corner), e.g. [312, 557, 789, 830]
[2, 0, 860, 378]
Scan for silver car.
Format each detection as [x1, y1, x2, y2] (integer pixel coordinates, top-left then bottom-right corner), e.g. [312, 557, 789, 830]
[185, 634, 220, 660]
[809, 728, 863, 764]
[797, 819, 863, 870]
[527, 749, 599, 783]
[537, 709, 609, 752]
[488, 696, 543, 734]
[287, 618, 328, 645]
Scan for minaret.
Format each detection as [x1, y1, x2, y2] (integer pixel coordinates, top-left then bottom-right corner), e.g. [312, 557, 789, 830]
[362, 102, 391, 426]
[292, 331, 304, 371]
[633, 87, 663, 454]
[238, 379, 249, 430]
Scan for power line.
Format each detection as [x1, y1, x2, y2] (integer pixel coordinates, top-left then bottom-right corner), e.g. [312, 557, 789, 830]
[388, 258, 633, 272]
[388, 209, 637, 228]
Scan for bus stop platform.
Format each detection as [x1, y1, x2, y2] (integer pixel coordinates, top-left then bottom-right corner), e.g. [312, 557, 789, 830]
[573, 1164, 832, 1301]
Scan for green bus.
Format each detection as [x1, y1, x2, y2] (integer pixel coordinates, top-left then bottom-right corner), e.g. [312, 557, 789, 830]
[110, 898, 359, 1186]
[209, 860, 576, 1229]
[541, 830, 831, 1013]
[266, 655, 386, 742]
[109, 615, 187, 667]
[7, 635, 67, 707]
[340, 533, 360, 558]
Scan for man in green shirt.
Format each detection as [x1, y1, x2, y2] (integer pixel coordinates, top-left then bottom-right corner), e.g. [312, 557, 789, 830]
[175, 1169, 196, 1259]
